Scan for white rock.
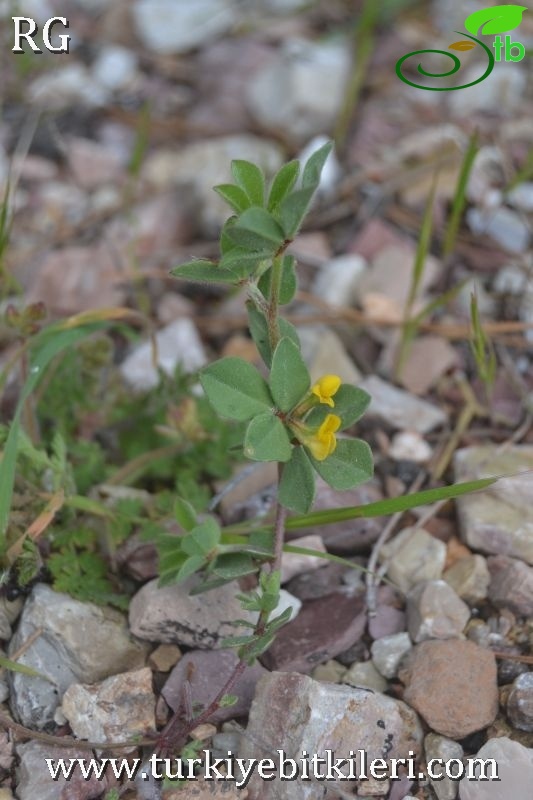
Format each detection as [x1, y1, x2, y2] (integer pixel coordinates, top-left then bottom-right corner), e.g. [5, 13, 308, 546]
[132, 0, 237, 54]
[265, 589, 302, 622]
[443, 555, 490, 605]
[92, 46, 138, 91]
[299, 325, 361, 386]
[459, 736, 533, 799]
[342, 660, 388, 692]
[247, 38, 351, 143]
[313, 254, 367, 307]
[298, 135, 341, 196]
[371, 633, 412, 679]
[467, 207, 530, 254]
[389, 431, 432, 463]
[381, 526, 446, 595]
[425, 733, 464, 800]
[280, 534, 327, 583]
[493, 264, 528, 295]
[358, 375, 447, 433]
[507, 182, 533, 212]
[467, 147, 505, 205]
[120, 318, 206, 392]
[29, 64, 108, 109]
[407, 580, 470, 643]
[449, 64, 526, 117]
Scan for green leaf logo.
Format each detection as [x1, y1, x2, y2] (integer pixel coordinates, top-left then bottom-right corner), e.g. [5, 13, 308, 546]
[464, 4, 527, 36]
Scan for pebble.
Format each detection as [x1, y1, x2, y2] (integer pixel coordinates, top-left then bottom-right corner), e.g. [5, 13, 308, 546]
[212, 730, 241, 755]
[162, 649, 267, 725]
[507, 672, 533, 732]
[312, 254, 367, 308]
[507, 182, 533, 212]
[66, 136, 125, 190]
[280, 534, 327, 583]
[368, 586, 406, 639]
[61, 667, 155, 743]
[389, 430, 433, 463]
[401, 639, 498, 739]
[132, 0, 237, 54]
[261, 591, 366, 673]
[299, 326, 362, 396]
[459, 736, 533, 799]
[297, 135, 341, 196]
[8, 584, 147, 729]
[0, 596, 23, 640]
[371, 633, 412, 679]
[342, 660, 388, 693]
[247, 38, 351, 143]
[148, 643, 182, 672]
[29, 64, 108, 109]
[15, 742, 103, 800]
[454, 446, 533, 565]
[241, 672, 423, 799]
[488, 555, 533, 616]
[424, 733, 464, 800]
[120, 318, 207, 392]
[129, 576, 255, 648]
[443, 555, 490, 605]
[264, 588, 301, 621]
[407, 580, 470, 643]
[92, 45, 139, 92]
[381, 527, 447, 594]
[357, 243, 441, 313]
[467, 206, 530, 254]
[358, 375, 447, 433]
[449, 64, 526, 117]
[311, 659, 346, 684]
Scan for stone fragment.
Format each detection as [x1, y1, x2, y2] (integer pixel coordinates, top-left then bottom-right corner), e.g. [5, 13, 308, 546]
[280, 534, 326, 583]
[381, 527, 447, 594]
[299, 325, 362, 386]
[241, 672, 423, 799]
[371, 633, 412, 679]
[398, 336, 459, 396]
[15, 741, 107, 800]
[311, 659, 346, 684]
[247, 39, 351, 143]
[66, 137, 124, 189]
[8, 584, 147, 729]
[425, 733, 464, 800]
[342, 660, 388, 693]
[129, 577, 255, 648]
[368, 586, 406, 640]
[507, 182, 533, 212]
[92, 45, 138, 91]
[148, 644, 182, 672]
[132, 0, 237, 54]
[162, 649, 267, 725]
[163, 779, 246, 799]
[312, 254, 367, 307]
[507, 672, 533, 732]
[389, 430, 432, 463]
[120, 319, 206, 392]
[407, 580, 470, 643]
[401, 640, 498, 738]
[359, 375, 447, 433]
[454, 446, 533, 565]
[261, 592, 366, 673]
[443, 555, 490, 604]
[449, 63, 526, 116]
[467, 207, 530, 254]
[488, 555, 533, 616]
[459, 736, 533, 799]
[0, 596, 23, 641]
[29, 64, 108, 109]
[61, 668, 155, 743]
[357, 244, 441, 312]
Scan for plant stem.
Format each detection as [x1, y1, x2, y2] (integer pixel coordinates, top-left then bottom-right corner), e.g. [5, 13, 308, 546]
[267, 254, 283, 351]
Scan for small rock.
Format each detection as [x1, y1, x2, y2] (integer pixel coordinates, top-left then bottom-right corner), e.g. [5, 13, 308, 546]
[280, 534, 326, 583]
[268, 588, 301, 621]
[120, 319, 206, 392]
[368, 586, 406, 639]
[29, 64, 108, 109]
[389, 430, 433, 463]
[92, 45, 138, 91]
[398, 336, 459, 396]
[507, 672, 533, 732]
[425, 733, 464, 800]
[0, 596, 23, 641]
[129, 577, 255, 648]
[148, 644, 182, 672]
[241, 672, 423, 800]
[342, 660, 388, 693]
[297, 135, 341, 196]
[443, 555, 490, 605]
[311, 659, 346, 684]
[261, 592, 366, 673]
[407, 580, 470, 642]
[488, 555, 533, 617]
[459, 736, 533, 799]
[449, 64, 526, 117]
[358, 375, 447, 433]
[299, 326, 362, 393]
[401, 639, 498, 739]
[8, 584, 147, 729]
[16, 741, 105, 800]
[247, 38, 351, 143]
[61, 667, 155, 743]
[132, 0, 237, 54]
[164, 779, 246, 799]
[190, 722, 216, 741]
[212, 730, 241, 755]
[371, 633, 412, 679]
[357, 244, 441, 314]
[162, 649, 267, 724]
[454, 446, 533, 565]
[507, 182, 533, 212]
[312, 254, 367, 307]
[381, 527, 447, 594]
[467, 206, 530, 254]
[66, 137, 124, 190]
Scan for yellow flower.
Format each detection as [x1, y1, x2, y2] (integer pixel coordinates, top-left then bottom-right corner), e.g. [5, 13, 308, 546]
[306, 413, 341, 461]
[311, 375, 341, 407]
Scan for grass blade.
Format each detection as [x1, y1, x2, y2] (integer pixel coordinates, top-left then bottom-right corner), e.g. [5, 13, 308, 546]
[443, 132, 479, 259]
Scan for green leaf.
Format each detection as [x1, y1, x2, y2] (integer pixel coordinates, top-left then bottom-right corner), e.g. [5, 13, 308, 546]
[268, 160, 300, 211]
[227, 207, 285, 251]
[331, 385, 371, 430]
[219, 694, 238, 708]
[278, 447, 316, 513]
[219, 248, 271, 278]
[231, 160, 265, 206]
[247, 305, 299, 368]
[302, 140, 333, 189]
[311, 438, 373, 491]
[269, 337, 310, 412]
[244, 412, 292, 462]
[182, 518, 221, 556]
[279, 187, 315, 237]
[177, 555, 205, 583]
[464, 4, 527, 35]
[174, 497, 197, 531]
[200, 358, 273, 421]
[213, 183, 251, 213]
[171, 260, 238, 284]
[212, 552, 257, 579]
[258, 255, 297, 305]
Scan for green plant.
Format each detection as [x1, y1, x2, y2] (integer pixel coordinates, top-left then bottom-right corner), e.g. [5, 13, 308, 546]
[469, 291, 497, 404]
